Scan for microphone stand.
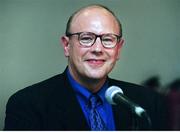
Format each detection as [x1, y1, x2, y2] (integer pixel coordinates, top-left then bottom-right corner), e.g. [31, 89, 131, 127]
[131, 108, 152, 130]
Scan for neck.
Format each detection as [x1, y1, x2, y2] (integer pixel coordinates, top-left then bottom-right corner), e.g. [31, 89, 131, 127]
[83, 78, 107, 93]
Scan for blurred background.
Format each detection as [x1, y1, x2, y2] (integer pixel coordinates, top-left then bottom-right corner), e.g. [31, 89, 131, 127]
[0, 0, 179, 130]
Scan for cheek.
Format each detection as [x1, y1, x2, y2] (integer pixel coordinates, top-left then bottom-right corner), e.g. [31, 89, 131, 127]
[69, 45, 87, 62]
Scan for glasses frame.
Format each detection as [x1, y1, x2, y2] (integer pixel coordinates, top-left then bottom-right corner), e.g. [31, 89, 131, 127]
[66, 32, 122, 48]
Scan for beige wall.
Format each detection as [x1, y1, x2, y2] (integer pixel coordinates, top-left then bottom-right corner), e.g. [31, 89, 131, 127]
[0, 0, 179, 129]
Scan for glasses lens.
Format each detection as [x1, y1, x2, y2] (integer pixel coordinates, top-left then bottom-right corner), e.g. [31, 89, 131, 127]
[102, 34, 117, 48]
[79, 33, 95, 46]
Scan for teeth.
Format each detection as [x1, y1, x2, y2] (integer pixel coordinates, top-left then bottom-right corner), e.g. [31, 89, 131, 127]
[89, 59, 103, 61]
[91, 60, 102, 62]
[85, 59, 105, 62]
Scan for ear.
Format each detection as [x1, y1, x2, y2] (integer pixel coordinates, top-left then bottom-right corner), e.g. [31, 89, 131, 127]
[116, 38, 125, 60]
[61, 36, 70, 57]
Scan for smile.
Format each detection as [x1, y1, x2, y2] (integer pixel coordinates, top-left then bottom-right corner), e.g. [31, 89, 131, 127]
[86, 59, 105, 66]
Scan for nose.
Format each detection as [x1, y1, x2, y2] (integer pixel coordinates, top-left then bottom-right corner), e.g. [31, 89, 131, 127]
[90, 37, 103, 53]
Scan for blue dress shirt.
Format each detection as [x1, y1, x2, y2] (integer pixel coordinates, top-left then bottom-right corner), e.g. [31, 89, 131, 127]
[67, 69, 115, 130]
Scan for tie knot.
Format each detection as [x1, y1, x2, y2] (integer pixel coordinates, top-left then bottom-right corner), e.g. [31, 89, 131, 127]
[89, 94, 102, 109]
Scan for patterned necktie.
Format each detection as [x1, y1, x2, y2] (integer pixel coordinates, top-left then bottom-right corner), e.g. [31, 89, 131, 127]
[88, 94, 106, 130]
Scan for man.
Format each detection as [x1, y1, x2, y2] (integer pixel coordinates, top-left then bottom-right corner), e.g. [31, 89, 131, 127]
[4, 4, 169, 130]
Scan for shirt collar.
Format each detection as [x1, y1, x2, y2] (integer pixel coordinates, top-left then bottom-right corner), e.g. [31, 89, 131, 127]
[66, 68, 108, 103]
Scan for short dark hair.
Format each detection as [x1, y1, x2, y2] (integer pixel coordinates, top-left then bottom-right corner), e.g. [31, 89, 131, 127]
[65, 4, 122, 36]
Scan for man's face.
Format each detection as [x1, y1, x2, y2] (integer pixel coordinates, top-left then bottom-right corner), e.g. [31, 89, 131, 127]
[62, 7, 124, 83]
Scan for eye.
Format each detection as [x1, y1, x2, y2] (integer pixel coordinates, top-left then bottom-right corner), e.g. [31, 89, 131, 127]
[103, 37, 114, 42]
[103, 34, 117, 42]
[80, 34, 94, 43]
[81, 36, 93, 41]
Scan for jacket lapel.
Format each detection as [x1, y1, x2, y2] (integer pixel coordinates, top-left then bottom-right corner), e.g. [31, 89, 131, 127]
[55, 69, 89, 130]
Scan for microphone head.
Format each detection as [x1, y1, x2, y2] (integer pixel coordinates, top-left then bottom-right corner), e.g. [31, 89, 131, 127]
[105, 86, 123, 105]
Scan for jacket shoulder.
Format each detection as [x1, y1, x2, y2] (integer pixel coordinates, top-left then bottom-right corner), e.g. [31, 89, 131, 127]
[11, 74, 63, 97]
[6, 73, 66, 112]
[109, 78, 146, 92]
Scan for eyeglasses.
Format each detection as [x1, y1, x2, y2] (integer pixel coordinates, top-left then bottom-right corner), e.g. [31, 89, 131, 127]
[66, 32, 122, 48]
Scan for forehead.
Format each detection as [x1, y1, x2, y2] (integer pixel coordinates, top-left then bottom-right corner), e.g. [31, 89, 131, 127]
[70, 7, 120, 34]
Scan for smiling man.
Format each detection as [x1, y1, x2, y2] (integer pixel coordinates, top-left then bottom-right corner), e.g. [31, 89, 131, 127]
[61, 5, 124, 93]
[4, 4, 169, 130]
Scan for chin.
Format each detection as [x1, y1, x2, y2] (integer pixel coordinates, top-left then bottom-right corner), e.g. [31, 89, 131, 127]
[83, 66, 110, 79]
[86, 72, 107, 80]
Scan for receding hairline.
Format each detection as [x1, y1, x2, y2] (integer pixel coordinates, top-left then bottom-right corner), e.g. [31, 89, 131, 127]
[65, 4, 122, 36]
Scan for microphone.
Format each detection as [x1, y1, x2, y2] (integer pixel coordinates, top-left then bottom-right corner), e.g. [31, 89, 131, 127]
[105, 86, 152, 129]
[105, 86, 145, 117]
